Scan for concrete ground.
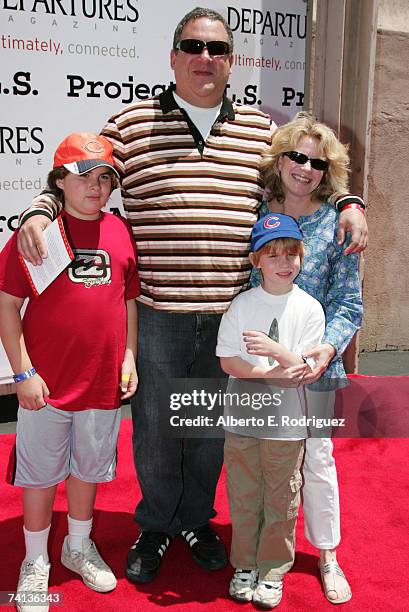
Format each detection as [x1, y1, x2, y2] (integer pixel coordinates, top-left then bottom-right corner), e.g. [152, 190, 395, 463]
[0, 351, 408, 433]
[358, 350, 409, 375]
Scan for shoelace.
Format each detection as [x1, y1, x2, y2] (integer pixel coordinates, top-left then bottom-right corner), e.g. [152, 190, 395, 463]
[20, 561, 49, 590]
[259, 580, 283, 591]
[133, 532, 170, 556]
[233, 569, 257, 586]
[69, 542, 106, 577]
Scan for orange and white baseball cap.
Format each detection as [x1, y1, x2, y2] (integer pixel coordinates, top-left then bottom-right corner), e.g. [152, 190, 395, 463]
[53, 132, 120, 177]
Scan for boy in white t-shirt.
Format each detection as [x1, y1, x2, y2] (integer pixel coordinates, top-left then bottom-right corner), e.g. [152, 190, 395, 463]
[216, 213, 325, 609]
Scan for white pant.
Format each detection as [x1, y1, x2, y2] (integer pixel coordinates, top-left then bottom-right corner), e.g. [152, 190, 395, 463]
[302, 437, 340, 549]
[302, 390, 340, 549]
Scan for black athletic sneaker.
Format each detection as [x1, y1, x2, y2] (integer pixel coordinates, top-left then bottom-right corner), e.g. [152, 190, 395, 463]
[181, 524, 227, 571]
[126, 531, 172, 583]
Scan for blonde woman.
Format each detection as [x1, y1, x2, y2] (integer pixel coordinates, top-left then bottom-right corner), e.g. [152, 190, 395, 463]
[250, 112, 363, 604]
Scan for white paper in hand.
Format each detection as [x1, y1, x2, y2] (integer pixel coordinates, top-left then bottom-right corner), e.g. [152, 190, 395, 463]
[19, 216, 74, 296]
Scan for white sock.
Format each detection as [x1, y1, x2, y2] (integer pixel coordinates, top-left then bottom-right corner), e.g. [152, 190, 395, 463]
[23, 525, 50, 565]
[67, 515, 93, 552]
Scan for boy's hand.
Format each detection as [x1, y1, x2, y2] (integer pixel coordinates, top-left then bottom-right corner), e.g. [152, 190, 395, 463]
[301, 343, 336, 384]
[243, 330, 278, 356]
[264, 363, 308, 387]
[17, 373, 49, 410]
[17, 215, 51, 265]
[120, 356, 138, 399]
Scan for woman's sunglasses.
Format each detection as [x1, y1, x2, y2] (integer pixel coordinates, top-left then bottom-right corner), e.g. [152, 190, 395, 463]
[175, 39, 231, 56]
[283, 151, 329, 172]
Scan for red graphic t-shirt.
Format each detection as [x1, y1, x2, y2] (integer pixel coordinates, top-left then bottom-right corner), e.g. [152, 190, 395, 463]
[0, 211, 140, 410]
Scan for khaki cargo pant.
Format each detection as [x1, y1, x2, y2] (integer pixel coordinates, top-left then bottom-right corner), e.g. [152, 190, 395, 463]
[224, 432, 304, 581]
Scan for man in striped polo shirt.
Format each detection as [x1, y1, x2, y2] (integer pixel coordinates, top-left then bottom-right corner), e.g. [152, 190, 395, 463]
[17, 6, 368, 585]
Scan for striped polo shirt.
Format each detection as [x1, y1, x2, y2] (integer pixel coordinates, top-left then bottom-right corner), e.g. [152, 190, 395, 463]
[101, 86, 274, 313]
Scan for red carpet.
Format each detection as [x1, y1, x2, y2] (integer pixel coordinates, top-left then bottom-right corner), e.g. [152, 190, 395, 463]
[1, 377, 409, 611]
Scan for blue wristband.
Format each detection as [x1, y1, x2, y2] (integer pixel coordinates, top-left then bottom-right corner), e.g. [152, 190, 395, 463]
[13, 367, 36, 383]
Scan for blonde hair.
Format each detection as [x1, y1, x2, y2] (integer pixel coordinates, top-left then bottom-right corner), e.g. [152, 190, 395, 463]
[251, 237, 304, 266]
[261, 112, 350, 203]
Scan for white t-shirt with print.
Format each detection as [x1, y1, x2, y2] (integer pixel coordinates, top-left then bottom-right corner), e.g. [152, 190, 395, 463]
[216, 284, 325, 439]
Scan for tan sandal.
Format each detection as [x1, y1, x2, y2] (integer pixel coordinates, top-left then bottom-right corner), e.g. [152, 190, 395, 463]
[319, 560, 352, 604]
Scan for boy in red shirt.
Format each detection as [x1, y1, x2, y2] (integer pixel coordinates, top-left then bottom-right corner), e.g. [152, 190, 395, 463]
[0, 133, 140, 611]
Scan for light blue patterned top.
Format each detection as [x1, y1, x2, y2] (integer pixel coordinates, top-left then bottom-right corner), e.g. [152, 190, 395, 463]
[250, 202, 363, 379]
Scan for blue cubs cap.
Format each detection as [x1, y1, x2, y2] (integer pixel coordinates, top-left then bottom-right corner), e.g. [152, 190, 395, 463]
[251, 213, 303, 252]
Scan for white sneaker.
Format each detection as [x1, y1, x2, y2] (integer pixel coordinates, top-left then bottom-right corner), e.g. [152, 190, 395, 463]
[253, 579, 283, 609]
[61, 536, 116, 592]
[229, 568, 258, 602]
[16, 555, 50, 612]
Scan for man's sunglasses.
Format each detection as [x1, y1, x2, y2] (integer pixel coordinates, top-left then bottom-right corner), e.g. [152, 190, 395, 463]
[283, 151, 329, 172]
[175, 39, 231, 56]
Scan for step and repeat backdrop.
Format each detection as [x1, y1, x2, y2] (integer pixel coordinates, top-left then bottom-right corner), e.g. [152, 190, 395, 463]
[0, 0, 307, 382]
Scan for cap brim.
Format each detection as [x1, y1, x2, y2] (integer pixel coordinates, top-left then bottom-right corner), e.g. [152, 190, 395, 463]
[64, 159, 120, 178]
[252, 230, 303, 252]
